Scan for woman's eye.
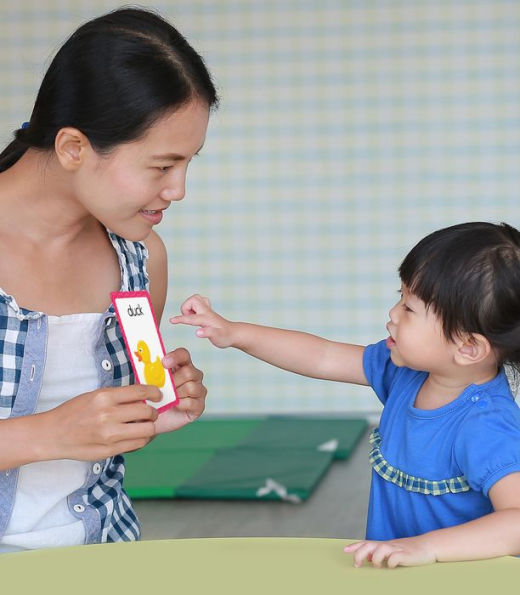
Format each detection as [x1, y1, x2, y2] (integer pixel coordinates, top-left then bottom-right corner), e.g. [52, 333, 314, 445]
[158, 166, 172, 172]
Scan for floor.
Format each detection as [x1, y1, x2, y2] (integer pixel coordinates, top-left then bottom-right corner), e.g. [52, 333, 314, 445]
[133, 425, 372, 541]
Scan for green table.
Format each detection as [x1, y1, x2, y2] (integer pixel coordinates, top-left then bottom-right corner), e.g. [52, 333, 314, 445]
[1, 538, 518, 594]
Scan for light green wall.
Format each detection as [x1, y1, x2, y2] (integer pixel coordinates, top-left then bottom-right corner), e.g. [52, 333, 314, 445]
[1, 1, 519, 414]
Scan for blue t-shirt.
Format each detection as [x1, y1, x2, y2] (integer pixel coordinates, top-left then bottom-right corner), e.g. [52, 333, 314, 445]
[363, 340, 520, 541]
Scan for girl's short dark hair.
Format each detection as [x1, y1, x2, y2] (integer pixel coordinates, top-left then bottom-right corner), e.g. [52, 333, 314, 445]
[0, 7, 218, 171]
[399, 221, 520, 367]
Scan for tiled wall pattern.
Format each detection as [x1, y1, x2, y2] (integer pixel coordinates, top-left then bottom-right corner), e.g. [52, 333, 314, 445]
[1, 1, 519, 414]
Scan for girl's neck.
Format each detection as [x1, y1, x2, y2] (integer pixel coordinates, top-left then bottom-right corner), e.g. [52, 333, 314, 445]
[415, 365, 499, 410]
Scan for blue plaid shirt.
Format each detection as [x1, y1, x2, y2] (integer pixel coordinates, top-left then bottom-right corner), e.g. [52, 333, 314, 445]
[0, 231, 149, 544]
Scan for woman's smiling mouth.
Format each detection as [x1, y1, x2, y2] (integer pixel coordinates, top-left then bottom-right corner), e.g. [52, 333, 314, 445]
[139, 209, 164, 224]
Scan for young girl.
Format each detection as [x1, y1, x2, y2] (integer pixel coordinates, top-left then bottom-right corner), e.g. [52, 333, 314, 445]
[171, 221, 520, 568]
[0, 8, 218, 552]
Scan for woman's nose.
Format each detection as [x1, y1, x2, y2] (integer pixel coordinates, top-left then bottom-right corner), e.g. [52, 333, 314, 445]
[160, 171, 186, 202]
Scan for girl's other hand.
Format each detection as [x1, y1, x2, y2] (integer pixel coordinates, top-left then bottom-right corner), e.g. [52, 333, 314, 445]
[169, 294, 235, 348]
[344, 537, 437, 568]
[155, 347, 207, 434]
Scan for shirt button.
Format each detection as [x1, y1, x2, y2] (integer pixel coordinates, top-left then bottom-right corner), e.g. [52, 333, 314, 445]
[101, 359, 112, 371]
[73, 504, 85, 513]
[93, 463, 102, 474]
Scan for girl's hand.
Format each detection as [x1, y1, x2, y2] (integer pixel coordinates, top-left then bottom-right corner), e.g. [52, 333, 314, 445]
[154, 347, 207, 434]
[39, 384, 162, 461]
[169, 294, 235, 348]
[344, 537, 437, 568]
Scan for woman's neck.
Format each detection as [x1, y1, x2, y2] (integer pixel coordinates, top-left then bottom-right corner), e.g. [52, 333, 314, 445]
[0, 149, 93, 244]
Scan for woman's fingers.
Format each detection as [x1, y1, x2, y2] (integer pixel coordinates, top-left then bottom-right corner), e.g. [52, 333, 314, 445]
[154, 348, 207, 434]
[108, 384, 162, 405]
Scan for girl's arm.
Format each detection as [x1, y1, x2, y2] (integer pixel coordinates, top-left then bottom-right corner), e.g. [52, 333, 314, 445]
[170, 294, 369, 385]
[344, 471, 520, 567]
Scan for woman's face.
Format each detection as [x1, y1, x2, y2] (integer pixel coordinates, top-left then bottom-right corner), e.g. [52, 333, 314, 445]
[74, 99, 210, 241]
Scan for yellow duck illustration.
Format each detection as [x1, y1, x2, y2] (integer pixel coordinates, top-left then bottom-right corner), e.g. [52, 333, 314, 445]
[134, 340, 166, 388]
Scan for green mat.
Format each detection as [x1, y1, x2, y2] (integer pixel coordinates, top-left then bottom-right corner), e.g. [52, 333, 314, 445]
[124, 416, 368, 502]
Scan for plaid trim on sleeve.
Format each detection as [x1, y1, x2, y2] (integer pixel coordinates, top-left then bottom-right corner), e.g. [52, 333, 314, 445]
[0, 294, 42, 418]
[369, 428, 471, 495]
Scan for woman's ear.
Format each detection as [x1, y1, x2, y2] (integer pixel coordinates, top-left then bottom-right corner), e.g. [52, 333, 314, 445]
[454, 333, 492, 366]
[54, 127, 91, 171]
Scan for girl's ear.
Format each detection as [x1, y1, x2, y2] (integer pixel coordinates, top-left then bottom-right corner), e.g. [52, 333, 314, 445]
[54, 127, 91, 171]
[454, 333, 492, 366]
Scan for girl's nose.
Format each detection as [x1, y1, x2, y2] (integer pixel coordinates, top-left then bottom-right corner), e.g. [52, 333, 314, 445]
[388, 302, 399, 323]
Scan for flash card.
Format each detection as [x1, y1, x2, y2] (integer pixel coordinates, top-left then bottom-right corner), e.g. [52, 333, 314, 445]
[111, 290, 178, 413]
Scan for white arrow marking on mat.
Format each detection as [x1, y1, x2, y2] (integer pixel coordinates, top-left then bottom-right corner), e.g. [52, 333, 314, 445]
[256, 478, 301, 503]
[317, 439, 338, 452]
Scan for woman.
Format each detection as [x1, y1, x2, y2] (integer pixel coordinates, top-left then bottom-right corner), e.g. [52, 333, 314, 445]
[0, 7, 218, 551]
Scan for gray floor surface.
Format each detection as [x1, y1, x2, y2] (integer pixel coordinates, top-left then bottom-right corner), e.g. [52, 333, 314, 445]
[134, 425, 372, 541]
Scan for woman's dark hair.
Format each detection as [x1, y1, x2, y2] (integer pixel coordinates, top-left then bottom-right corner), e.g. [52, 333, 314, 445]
[0, 7, 218, 171]
[399, 221, 520, 368]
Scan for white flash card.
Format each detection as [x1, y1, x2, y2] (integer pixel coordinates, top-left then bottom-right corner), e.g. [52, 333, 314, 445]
[111, 290, 178, 413]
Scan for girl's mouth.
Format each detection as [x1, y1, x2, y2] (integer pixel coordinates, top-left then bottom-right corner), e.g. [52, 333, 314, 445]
[386, 336, 396, 349]
[139, 209, 163, 224]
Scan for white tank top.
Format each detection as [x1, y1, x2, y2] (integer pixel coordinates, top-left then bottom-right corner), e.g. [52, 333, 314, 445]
[0, 312, 103, 552]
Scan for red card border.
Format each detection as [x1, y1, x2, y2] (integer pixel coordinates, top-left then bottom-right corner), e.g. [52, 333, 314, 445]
[110, 290, 178, 413]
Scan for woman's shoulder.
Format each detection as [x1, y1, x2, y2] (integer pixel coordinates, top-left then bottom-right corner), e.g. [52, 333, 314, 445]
[143, 230, 167, 263]
[107, 229, 166, 319]
[143, 231, 167, 320]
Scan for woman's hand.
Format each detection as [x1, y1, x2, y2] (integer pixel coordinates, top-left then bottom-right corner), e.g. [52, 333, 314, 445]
[154, 347, 207, 434]
[38, 384, 162, 462]
[169, 294, 235, 348]
[344, 537, 437, 568]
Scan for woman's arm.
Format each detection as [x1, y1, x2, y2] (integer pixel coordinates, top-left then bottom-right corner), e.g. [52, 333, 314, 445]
[170, 294, 368, 385]
[0, 385, 161, 471]
[0, 414, 49, 470]
[144, 229, 168, 322]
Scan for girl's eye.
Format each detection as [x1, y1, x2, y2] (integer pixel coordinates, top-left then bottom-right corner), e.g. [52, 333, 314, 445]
[157, 166, 172, 172]
[402, 304, 413, 313]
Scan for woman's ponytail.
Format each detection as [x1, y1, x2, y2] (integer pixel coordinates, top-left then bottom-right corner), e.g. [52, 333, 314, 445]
[0, 126, 31, 171]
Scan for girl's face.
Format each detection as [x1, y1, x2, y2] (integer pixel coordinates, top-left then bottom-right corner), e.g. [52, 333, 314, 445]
[73, 99, 210, 241]
[385, 285, 456, 373]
